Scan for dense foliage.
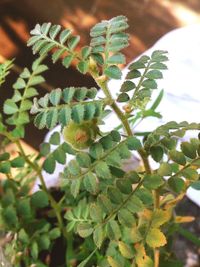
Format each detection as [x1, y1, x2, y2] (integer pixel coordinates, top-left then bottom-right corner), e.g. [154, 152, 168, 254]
[0, 16, 200, 267]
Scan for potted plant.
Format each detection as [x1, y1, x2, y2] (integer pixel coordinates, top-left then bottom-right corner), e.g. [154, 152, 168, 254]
[0, 15, 200, 267]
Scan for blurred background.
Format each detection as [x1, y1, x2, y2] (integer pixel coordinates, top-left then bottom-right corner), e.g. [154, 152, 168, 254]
[1, 0, 200, 148]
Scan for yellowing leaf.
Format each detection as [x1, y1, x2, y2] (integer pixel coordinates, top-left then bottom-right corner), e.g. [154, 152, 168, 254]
[130, 227, 143, 243]
[151, 209, 171, 228]
[135, 243, 153, 267]
[175, 216, 195, 224]
[118, 241, 134, 259]
[107, 256, 121, 267]
[146, 228, 167, 248]
[164, 193, 184, 209]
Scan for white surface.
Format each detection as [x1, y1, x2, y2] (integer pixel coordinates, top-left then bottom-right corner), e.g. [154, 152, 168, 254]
[34, 25, 200, 206]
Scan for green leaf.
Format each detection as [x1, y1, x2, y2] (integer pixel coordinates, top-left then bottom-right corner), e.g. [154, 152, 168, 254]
[0, 152, 10, 161]
[83, 172, 98, 194]
[13, 77, 26, 89]
[49, 88, 62, 105]
[77, 223, 93, 238]
[70, 180, 81, 198]
[117, 92, 130, 102]
[20, 99, 32, 111]
[181, 142, 197, 159]
[68, 36, 80, 50]
[110, 130, 121, 142]
[142, 79, 157, 89]
[59, 29, 72, 44]
[49, 24, 61, 39]
[118, 209, 136, 228]
[31, 241, 39, 260]
[104, 65, 122, 79]
[59, 107, 71, 126]
[29, 75, 45, 86]
[72, 104, 84, 123]
[90, 203, 103, 222]
[126, 195, 144, 213]
[191, 181, 200, 190]
[0, 161, 11, 174]
[181, 168, 198, 180]
[107, 220, 121, 240]
[146, 228, 167, 248]
[150, 62, 167, 70]
[97, 194, 113, 214]
[95, 161, 111, 179]
[89, 143, 104, 159]
[145, 70, 163, 79]
[18, 229, 29, 244]
[77, 61, 89, 74]
[40, 143, 50, 156]
[76, 152, 91, 168]
[143, 174, 164, 190]
[49, 228, 61, 239]
[81, 46, 91, 59]
[10, 156, 25, 168]
[169, 150, 186, 166]
[118, 143, 131, 159]
[150, 146, 164, 162]
[107, 186, 123, 204]
[126, 69, 141, 79]
[107, 53, 126, 64]
[68, 160, 81, 176]
[158, 163, 172, 176]
[93, 226, 104, 248]
[116, 178, 132, 194]
[34, 64, 48, 75]
[3, 205, 18, 226]
[34, 112, 47, 129]
[43, 155, 56, 174]
[106, 151, 121, 167]
[52, 48, 65, 63]
[127, 136, 142, 150]
[53, 147, 66, 164]
[120, 80, 136, 92]
[62, 55, 74, 68]
[46, 109, 58, 129]
[168, 177, 185, 193]
[129, 60, 146, 70]
[3, 99, 19, 114]
[38, 234, 50, 250]
[31, 191, 49, 208]
[63, 87, 75, 103]
[49, 131, 60, 145]
[17, 198, 31, 219]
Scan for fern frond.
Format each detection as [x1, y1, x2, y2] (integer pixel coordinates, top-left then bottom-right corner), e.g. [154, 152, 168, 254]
[0, 59, 14, 87]
[118, 50, 168, 109]
[28, 23, 85, 71]
[31, 87, 106, 129]
[90, 15, 129, 79]
[3, 57, 47, 137]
